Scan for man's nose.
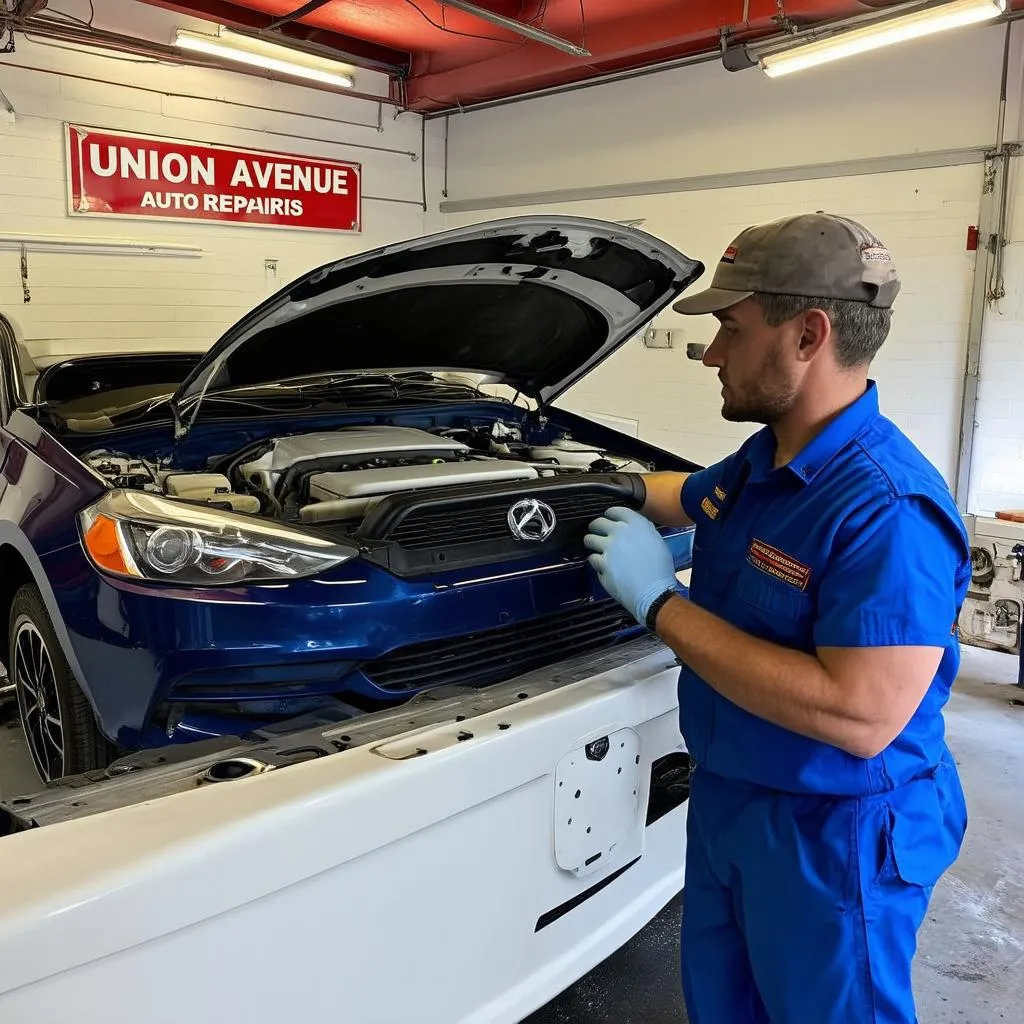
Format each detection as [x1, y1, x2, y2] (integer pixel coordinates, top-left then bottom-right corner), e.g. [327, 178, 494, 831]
[702, 333, 725, 368]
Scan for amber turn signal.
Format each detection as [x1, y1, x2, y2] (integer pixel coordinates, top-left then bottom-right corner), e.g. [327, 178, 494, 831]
[82, 513, 136, 577]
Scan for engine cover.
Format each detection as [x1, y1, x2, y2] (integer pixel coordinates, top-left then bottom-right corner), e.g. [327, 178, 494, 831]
[308, 461, 538, 502]
[238, 426, 471, 493]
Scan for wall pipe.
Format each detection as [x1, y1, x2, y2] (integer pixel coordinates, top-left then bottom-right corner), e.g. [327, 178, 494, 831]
[952, 17, 1018, 512]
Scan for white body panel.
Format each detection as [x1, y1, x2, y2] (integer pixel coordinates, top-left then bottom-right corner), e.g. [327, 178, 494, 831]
[0, 645, 688, 1023]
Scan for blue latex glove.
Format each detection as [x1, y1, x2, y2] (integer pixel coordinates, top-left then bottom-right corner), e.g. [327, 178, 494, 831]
[584, 506, 685, 625]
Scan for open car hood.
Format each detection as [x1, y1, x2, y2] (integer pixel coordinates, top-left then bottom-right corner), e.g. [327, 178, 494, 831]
[170, 216, 704, 437]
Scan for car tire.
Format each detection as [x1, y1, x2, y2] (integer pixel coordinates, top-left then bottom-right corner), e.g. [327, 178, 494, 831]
[8, 583, 116, 782]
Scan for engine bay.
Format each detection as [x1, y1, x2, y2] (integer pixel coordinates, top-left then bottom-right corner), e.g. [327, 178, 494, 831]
[81, 420, 653, 532]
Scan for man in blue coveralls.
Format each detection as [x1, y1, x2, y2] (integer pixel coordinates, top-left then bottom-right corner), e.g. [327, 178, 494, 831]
[584, 213, 971, 1023]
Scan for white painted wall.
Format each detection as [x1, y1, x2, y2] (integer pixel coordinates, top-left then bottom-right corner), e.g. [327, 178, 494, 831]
[445, 168, 979, 480]
[442, 21, 1024, 514]
[971, 240, 1024, 518]
[445, 24, 1007, 204]
[0, 0, 446, 361]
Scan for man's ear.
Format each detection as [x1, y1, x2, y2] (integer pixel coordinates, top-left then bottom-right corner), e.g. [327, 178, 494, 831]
[795, 308, 831, 362]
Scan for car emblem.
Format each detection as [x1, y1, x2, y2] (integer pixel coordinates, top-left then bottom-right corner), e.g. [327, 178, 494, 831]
[508, 498, 557, 542]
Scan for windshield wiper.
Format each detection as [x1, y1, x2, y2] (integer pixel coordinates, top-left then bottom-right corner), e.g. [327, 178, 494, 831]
[212, 373, 495, 405]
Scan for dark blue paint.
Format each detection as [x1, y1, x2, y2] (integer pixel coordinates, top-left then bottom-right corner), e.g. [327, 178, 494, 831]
[0, 400, 695, 754]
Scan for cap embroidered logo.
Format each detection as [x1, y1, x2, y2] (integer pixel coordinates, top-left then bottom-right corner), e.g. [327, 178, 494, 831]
[861, 246, 892, 262]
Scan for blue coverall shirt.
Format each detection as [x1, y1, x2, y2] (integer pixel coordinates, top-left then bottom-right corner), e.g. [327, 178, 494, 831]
[675, 381, 972, 1024]
[679, 380, 971, 795]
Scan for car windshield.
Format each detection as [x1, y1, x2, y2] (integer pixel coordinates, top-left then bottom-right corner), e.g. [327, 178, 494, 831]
[44, 366, 525, 433]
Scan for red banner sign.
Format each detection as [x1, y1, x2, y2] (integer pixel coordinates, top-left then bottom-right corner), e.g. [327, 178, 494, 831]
[65, 124, 361, 232]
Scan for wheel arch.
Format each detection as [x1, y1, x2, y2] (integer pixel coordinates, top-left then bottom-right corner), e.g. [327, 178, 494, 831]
[0, 530, 93, 701]
[0, 544, 34, 667]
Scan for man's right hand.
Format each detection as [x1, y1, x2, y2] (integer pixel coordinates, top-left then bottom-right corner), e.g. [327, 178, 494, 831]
[637, 472, 693, 527]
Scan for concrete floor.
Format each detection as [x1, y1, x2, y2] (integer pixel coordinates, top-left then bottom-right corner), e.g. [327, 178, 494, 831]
[0, 647, 1021, 1023]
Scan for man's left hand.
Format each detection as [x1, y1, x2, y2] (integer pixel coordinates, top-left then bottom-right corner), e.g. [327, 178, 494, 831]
[584, 506, 684, 625]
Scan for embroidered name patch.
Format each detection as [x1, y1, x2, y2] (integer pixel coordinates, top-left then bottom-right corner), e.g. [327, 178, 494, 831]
[747, 539, 811, 591]
[701, 496, 720, 520]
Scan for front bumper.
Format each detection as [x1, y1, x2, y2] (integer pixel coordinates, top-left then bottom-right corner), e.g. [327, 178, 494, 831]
[44, 530, 693, 749]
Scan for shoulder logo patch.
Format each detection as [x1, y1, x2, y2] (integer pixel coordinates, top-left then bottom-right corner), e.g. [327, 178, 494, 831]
[748, 539, 811, 591]
[700, 495, 720, 520]
[713, 485, 727, 501]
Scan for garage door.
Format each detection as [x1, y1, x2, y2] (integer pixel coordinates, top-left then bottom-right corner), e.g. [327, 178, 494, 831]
[445, 162, 981, 488]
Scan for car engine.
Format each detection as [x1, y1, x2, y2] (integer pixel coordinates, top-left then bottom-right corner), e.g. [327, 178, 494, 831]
[82, 422, 652, 528]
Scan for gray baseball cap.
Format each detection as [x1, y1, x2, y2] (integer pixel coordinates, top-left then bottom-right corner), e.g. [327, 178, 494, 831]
[673, 212, 900, 315]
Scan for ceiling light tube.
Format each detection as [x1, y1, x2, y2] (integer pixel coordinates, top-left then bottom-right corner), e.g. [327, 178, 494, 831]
[174, 27, 355, 88]
[759, 0, 1005, 78]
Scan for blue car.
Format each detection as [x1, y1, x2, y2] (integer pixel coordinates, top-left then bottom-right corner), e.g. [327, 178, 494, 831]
[0, 216, 703, 783]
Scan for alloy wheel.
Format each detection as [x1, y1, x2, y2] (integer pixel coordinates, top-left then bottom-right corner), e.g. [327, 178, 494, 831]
[13, 618, 65, 782]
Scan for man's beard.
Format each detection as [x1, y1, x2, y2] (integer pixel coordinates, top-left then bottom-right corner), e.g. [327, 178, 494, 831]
[720, 344, 797, 424]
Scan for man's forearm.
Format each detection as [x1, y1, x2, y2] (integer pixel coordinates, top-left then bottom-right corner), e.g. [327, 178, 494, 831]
[653, 594, 878, 756]
[640, 472, 692, 527]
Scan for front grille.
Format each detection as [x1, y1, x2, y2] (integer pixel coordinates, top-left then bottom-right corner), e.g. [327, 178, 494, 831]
[384, 489, 620, 551]
[362, 599, 641, 693]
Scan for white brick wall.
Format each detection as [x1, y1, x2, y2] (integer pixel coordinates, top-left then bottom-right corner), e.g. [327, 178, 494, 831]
[442, 19, 1024, 511]
[0, 2, 444, 361]
[447, 168, 980, 485]
[445, 23, 1007, 205]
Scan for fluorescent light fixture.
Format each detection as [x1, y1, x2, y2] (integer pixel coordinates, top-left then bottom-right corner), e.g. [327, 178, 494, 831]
[174, 26, 355, 88]
[759, 0, 1005, 78]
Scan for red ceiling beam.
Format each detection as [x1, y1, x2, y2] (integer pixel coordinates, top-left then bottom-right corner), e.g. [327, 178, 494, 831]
[141, 0, 413, 74]
[404, 0, 880, 112]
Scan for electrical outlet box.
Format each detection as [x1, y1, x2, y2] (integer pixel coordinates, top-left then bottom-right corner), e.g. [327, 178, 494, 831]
[642, 327, 674, 349]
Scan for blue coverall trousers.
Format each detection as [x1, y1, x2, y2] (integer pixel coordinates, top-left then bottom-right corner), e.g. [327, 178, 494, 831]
[680, 754, 968, 1024]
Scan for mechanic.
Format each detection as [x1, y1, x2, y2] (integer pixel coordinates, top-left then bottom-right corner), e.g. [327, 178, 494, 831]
[584, 213, 971, 1024]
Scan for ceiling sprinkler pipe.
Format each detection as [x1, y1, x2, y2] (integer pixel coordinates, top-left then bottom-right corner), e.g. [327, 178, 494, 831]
[440, 0, 591, 56]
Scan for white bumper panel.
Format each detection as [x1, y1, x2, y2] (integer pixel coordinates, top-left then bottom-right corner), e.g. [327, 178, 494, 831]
[0, 646, 687, 1023]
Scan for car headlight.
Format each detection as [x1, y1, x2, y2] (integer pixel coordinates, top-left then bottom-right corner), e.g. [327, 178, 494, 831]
[79, 490, 356, 585]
